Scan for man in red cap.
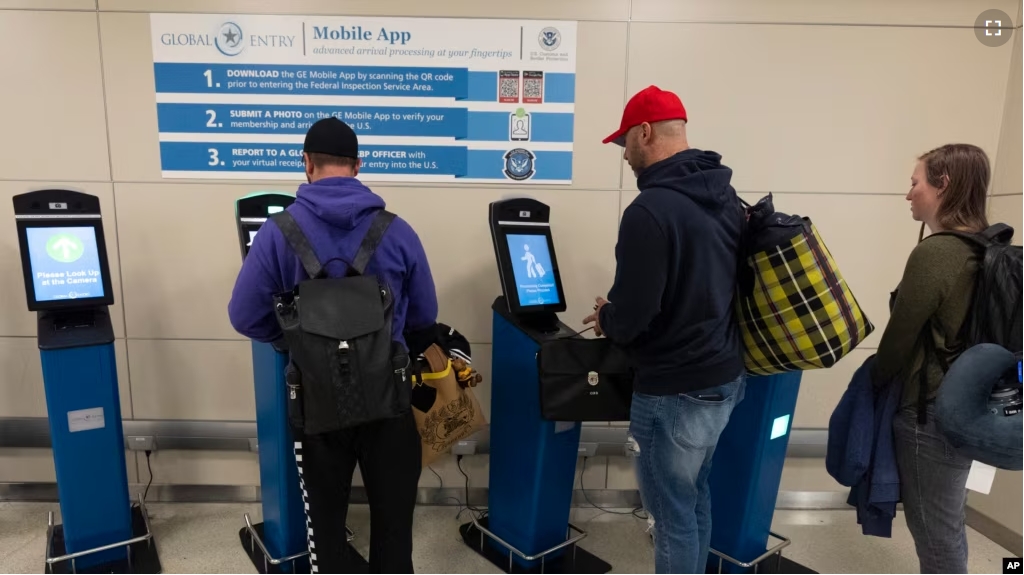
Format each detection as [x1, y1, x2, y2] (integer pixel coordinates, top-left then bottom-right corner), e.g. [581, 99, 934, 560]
[583, 86, 747, 574]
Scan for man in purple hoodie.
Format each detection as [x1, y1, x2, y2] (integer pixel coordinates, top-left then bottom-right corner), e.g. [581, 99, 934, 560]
[228, 117, 437, 573]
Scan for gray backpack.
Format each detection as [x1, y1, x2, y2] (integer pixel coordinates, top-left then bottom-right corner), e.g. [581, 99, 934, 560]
[271, 210, 411, 435]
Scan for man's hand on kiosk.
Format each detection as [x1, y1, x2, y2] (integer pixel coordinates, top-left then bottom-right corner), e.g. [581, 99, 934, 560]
[583, 297, 609, 337]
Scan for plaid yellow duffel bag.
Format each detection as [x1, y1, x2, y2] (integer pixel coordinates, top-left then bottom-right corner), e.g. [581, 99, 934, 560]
[737, 193, 873, 376]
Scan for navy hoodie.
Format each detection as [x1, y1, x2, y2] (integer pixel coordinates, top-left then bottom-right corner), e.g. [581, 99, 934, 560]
[228, 177, 438, 346]
[599, 149, 745, 395]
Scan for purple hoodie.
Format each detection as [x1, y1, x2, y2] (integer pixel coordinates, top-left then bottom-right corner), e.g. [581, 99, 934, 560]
[228, 177, 438, 346]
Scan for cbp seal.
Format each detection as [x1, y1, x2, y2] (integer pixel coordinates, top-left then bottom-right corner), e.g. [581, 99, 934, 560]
[538, 27, 561, 51]
[503, 148, 536, 181]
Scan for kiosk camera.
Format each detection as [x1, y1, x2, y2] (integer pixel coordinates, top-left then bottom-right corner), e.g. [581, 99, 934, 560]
[233, 192, 364, 573]
[458, 198, 610, 573]
[13, 190, 160, 573]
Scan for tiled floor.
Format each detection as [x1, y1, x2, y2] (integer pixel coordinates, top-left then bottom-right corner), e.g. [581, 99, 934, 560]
[0, 501, 1014, 573]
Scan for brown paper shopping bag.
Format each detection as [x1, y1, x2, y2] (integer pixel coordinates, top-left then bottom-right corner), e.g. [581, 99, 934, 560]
[412, 344, 487, 466]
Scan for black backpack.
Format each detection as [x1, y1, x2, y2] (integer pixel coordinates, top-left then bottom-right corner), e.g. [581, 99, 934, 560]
[921, 224, 1022, 421]
[271, 210, 411, 435]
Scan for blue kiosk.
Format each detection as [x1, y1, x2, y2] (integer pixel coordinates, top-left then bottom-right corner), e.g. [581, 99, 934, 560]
[706, 371, 810, 574]
[233, 192, 364, 573]
[13, 189, 160, 574]
[465, 197, 811, 574]
[459, 198, 610, 573]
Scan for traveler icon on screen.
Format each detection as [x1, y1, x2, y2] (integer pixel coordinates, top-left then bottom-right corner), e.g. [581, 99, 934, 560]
[521, 244, 546, 278]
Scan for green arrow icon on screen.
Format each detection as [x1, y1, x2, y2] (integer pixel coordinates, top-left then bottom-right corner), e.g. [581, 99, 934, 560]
[46, 233, 85, 263]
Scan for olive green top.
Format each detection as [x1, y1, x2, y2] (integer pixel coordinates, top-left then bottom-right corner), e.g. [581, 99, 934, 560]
[874, 235, 979, 407]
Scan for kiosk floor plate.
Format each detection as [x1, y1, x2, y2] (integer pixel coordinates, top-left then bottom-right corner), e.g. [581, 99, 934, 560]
[706, 555, 817, 574]
[459, 518, 611, 574]
[239, 522, 368, 574]
[46, 505, 161, 574]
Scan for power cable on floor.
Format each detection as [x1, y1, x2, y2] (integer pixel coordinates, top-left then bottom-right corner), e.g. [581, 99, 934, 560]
[580, 456, 645, 517]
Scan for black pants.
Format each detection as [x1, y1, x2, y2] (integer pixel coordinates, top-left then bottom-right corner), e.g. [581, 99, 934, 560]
[296, 410, 421, 574]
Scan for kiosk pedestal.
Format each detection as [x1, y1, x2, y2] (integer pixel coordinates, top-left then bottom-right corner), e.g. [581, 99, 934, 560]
[707, 371, 814, 574]
[14, 190, 159, 574]
[234, 192, 364, 573]
[460, 198, 609, 573]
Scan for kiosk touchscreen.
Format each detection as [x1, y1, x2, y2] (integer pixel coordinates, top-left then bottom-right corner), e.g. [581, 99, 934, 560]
[460, 198, 609, 573]
[489, 198, 568, 334]
[13, 190, 159, 573]
[236, 193, 291, 261]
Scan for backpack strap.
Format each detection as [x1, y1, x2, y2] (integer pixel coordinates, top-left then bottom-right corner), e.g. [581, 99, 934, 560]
[271, 211, 325, 279]
[981, 223, 1014, 244]
[931, 224, 1015, 249]
[348, 210, 396, 276]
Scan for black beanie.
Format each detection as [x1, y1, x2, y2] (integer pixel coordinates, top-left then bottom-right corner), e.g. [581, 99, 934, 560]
[303, 117, 358, 159]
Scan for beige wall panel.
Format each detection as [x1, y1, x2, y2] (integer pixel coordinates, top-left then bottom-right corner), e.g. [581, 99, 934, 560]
[114, 182, 258, 340]
[631, 0, 1019, 26]
[99, 11, 162, 183]
[794, 348, 871, 429]
[0, 337, 130, 419]
[98, 0, 629, 20]
[779, 457, 843, 492]
[377, 186, 620, 344]
[0, 449, 137, 483]
[0, 337, 47, 418]
[0, 182, 125, 338]
[128, 339, 254, 421]
[422, 453, 489, 489]
[990, 195, 1024, 245]
[606, 455, 635, 490]
[102, 15, 623, 190]
[144, 449, 259, 485]
[993, 31, 1023, 197]
[0, 11, 109, 181]
[0, 448, 56, 482]
[623, 24, 1011, 195]
[969, 470, 1023, 540]
[0, 1, 94, 8]
[572, 22, 628, 190]
[612, 456, 845, 493]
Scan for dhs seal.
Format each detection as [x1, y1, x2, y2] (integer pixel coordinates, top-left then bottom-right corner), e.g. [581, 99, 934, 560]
[503, 148, 536, 181]
[215, 22, 244, 57]
[538, 27, 561, 51]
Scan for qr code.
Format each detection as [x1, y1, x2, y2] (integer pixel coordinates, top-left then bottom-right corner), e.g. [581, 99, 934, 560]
[523, 71, 543, 103]
[528, 77, 544, 101]
[499, 77, 520, 101]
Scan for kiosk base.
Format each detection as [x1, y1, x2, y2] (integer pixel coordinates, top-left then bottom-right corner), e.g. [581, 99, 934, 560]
[459, 518, 610, 574]
[239, 522, 367, 574]
[45, 505, 161, 574]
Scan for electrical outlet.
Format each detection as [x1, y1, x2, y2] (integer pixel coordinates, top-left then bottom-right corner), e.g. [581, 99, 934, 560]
[451, 440, 477, 455]
[126, 435, 155, 451]
[577, 442, 598, 458]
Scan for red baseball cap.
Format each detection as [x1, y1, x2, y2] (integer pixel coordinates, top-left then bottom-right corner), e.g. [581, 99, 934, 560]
[602, 85, 688, 146]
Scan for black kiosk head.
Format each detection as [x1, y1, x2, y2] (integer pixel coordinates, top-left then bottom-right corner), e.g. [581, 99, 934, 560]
[235, 192, 296, 261]
[489, 198, 567, 318]
[13, 190, 114, 312]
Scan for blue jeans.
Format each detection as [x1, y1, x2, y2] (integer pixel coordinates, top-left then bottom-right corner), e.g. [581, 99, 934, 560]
[894, 404, 971, 574]
[629, 374, 746, 574]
